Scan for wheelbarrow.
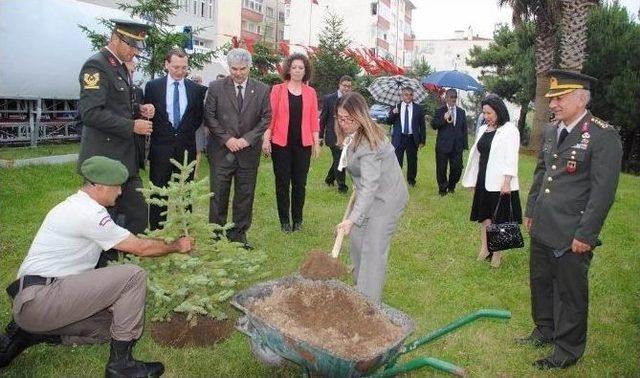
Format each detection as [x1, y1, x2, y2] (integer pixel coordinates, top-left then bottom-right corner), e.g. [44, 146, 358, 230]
[231, 275, 511, 377]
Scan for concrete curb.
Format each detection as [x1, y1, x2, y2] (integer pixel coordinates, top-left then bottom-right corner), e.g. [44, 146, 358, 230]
[0, 154, 78, 168]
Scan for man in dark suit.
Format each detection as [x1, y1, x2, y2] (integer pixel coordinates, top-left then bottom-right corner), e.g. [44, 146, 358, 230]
[320, 75, 352, 193]
[77, 19, 154, 236]
[431, 88, 468, 195]
[144, 48, 206, 230]
[387, 87, 426, 187]
[204, 48, 271, 249]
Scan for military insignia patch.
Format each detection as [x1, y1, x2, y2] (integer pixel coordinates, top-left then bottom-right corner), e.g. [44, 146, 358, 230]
[83, 72, 100, 89]
[591, 117, 609, 129]
[566, 160, 577, 173]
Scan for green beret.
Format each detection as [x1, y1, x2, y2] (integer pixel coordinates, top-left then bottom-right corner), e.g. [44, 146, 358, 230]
[80, 156, 129, 185]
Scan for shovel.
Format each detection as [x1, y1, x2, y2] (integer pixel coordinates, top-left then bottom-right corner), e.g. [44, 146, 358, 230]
[299, 191, 355, 280]
[331, 191, 356, 258]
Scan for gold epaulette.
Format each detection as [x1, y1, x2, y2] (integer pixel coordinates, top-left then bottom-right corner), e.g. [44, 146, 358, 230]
[591, 117, 610, 129]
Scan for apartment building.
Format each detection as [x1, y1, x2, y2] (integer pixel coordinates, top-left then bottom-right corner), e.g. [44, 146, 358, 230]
[283, 0, 416, 67]
[240, 0, 286, 44]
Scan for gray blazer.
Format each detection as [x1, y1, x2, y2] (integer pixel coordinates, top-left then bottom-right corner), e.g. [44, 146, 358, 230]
[204, 77, 271, 168]
[346, 139, 409, 226]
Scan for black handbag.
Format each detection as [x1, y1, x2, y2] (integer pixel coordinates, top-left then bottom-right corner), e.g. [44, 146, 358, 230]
[486, 196, 524, 252]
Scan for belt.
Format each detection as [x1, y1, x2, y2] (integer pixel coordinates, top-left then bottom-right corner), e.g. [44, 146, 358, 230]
[6, 275, 56, 300]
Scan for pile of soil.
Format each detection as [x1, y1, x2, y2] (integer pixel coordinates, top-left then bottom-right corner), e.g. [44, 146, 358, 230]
[299, 250, 351, 280]
[149, 313, 235, 347]
[247, 282, 404, 360]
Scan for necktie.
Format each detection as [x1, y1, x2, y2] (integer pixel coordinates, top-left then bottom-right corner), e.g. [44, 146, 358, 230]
[558, 128, 569, 147]
[172, 82, 180, 129]
[403, 104, 410, 134]
[237, 85, 244, 110]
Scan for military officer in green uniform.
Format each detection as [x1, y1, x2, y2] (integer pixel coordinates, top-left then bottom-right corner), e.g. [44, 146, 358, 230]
[77, 19, 155, 237]
[519, 69, 623, 369]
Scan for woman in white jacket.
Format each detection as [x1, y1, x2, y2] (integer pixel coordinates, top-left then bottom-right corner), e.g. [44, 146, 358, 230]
[462, 96, 522, 267]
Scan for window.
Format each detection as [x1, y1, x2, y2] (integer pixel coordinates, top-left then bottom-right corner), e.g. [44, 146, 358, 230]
[243, 0, 263, 13]
[278, 11, 285, 22]
[266, 6, 274, 18]
[201, 0, 205, 17]
[192, 0, 197, 14]
[208, 0, 214, 19]
[278, 29, 284, 40]
[371, 2, 377, 15]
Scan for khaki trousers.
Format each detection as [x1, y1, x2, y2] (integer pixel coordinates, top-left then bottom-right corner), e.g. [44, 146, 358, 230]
[13, 264, 147, 345]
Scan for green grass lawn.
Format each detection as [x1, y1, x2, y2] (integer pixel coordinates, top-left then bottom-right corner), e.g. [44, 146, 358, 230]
[1, 137, 638, 377]
[0, 142, 80, 160]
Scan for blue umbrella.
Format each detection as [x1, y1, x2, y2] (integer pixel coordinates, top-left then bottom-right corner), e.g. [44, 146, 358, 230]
[422, 70, 485, 92]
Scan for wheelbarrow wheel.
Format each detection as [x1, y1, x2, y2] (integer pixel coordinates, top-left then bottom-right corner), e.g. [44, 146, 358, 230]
[250, 338, 286, 367]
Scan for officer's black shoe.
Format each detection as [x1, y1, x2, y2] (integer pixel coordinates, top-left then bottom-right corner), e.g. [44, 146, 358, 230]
[105, 339, 164, 378]
[533, 356, 576, 370]
[0, 322, 61, 368]
[281, 223, 292, 233]
[337, 185, 348, 194]
[515, 333, 552, 347]
[292, 222, 303, 232]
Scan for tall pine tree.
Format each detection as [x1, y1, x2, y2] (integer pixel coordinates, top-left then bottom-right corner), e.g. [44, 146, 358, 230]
[310, 11, 360, 98]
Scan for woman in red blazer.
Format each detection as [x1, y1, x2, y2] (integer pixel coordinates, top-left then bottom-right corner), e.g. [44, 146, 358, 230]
[262, 53, 320, 233]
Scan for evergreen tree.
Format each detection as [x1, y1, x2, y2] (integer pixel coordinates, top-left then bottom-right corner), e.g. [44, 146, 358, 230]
[467, 23, 536, 142]
[79, 0, 217, 79]
[248, 40, 283, 84]
[310, 11, 360, 98]
[132, 152, 268, 323]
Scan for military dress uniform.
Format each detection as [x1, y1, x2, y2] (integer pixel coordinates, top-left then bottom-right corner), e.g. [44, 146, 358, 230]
[524, 70, 623, 367]
[77, 20, 150, 235]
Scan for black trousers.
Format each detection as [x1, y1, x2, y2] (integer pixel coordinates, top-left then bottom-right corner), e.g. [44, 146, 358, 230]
[530, 239, 592, 363]
[107, 175, 147, 235]
[436, 150, 463, 192]
[324, 145, 346, 189]
[395, 134, 418, 184]
[271, 143, 312, 226]
[148, 144, 196, 230]
[208, 154, 259, 240]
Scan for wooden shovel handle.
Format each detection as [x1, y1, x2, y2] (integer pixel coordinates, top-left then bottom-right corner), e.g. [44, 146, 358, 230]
[331, 191, 356, 258]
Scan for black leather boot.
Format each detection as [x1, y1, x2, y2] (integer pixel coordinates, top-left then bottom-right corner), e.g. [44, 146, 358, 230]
[0, 321, 61, 368]
[105, 339, 164, 378]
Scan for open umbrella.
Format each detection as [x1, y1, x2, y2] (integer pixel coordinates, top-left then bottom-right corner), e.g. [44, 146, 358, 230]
[368, 75, 428, 106]
[422, 70, 484, 92]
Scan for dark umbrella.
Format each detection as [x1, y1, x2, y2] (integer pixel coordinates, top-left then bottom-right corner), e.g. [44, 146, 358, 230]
[422, 70, 484, 92]
[368, 75, 428, 106]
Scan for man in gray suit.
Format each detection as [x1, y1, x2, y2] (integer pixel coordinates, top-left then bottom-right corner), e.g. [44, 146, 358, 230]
[204, 48, 271, 249]
[519, 70, 622, 370]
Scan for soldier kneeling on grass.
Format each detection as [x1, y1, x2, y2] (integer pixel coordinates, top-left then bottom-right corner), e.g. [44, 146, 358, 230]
[0, 156, 193, 377]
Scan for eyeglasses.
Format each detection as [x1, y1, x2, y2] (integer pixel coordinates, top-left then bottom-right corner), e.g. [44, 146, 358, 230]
[337, 116, 356, 124]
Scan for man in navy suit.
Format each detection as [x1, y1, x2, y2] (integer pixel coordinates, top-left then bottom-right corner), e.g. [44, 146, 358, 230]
[387, 87, 426, 186]
[431, 89, 468, 196]
[320, 75, 352, 193]
[144, 48, 206, 230]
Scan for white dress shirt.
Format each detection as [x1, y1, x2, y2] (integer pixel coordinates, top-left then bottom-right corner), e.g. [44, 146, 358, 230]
[401, 101, 414, 134]
[557, 110, 588, 140]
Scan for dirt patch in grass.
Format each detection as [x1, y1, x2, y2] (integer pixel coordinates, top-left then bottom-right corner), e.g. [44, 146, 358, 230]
[299, 250, 350, 280]
[149, 313, 236, 347]
[247, 281, 403, 360]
